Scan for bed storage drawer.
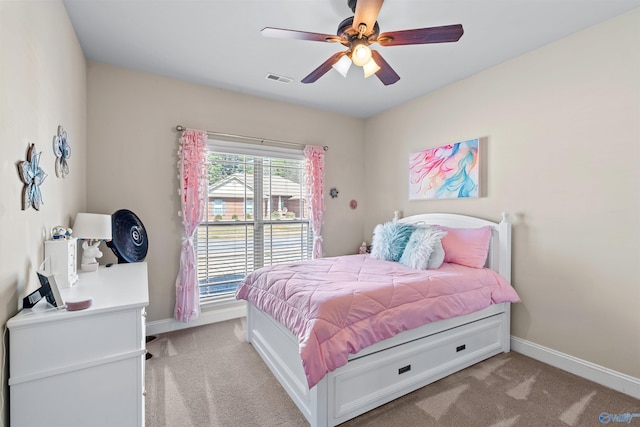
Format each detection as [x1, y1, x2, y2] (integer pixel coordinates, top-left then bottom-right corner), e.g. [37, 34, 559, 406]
[327, 314, 505, 424]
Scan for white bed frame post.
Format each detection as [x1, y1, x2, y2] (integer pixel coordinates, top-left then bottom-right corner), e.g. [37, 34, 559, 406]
[498, 212, 512, 284]
[499, 212, 512, 353]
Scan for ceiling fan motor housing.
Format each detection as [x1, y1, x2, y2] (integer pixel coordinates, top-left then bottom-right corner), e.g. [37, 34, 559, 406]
[338, 16, 379, 40]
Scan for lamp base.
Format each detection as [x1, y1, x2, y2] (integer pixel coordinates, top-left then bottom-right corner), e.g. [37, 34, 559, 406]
[80, 240, 103, 271]
[81, 262, 99, 272]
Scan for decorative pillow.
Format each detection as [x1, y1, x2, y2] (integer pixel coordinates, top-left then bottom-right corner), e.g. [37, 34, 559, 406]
[438, 225, 492, 268]
[370, 221, 415, 262]
[426, 239, 446, 269]
[399, 226, 447, 270]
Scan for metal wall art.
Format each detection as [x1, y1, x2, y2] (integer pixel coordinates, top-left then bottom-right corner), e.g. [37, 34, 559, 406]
[53, 125, 70, 178]
[18, 143, 47, 210]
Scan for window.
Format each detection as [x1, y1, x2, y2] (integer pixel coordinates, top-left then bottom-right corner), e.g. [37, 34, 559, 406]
[196, 141, 311, 301]
[212, 199, 225, 217]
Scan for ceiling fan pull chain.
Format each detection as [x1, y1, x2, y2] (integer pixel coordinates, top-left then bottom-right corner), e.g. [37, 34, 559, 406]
[357, 23, 367, 39]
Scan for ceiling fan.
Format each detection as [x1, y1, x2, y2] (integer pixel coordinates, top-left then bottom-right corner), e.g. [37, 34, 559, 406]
[261, 0, 464, 85]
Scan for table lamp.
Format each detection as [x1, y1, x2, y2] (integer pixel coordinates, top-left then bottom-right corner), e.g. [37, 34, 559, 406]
[73, 213, 112, 271]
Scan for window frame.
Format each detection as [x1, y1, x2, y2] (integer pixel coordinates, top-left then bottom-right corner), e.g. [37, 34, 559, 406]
[198, 139, 310, 304]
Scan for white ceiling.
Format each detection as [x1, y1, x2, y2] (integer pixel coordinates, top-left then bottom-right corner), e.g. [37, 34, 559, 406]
[62, 0, 640, 119]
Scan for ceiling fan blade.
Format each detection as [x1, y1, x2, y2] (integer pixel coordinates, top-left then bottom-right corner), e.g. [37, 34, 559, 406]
[301, 52, 347, 84]
[377, 24, 464, 46]
[261, 27, 342, 43]
[352, 0, 384, 36]
[371, 50, 399, 85]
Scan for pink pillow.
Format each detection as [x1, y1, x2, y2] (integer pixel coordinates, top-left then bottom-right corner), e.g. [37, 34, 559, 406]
[438, 225, 491, 268]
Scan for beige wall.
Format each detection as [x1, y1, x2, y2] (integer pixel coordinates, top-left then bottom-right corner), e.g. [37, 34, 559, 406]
[0, 0, 87, 423]
[364, 10, 640, 378]
[86, 63, 365, 322]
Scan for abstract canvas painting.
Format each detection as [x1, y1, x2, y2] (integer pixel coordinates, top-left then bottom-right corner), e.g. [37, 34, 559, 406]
[409, 138, 480, 200]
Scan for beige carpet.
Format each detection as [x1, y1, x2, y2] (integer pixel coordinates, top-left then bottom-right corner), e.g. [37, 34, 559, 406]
[145, 318, 639, 427]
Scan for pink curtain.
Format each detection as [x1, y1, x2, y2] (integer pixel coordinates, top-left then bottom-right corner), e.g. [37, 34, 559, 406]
[304, 145, 325, 259]
[174, 129, 208, 322]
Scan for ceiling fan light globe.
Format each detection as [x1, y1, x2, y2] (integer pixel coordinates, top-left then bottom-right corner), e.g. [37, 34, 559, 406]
[351, 43, 372, 66]
[332, 55, 352, 78]
[363, 58, 381, 78]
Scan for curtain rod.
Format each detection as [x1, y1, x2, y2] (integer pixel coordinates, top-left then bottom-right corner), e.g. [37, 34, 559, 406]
[175, 125, 328, 151]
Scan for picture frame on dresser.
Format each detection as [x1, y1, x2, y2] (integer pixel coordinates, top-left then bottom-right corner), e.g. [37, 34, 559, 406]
[22, 270, 65, 309]
[36, 270, 64, 308]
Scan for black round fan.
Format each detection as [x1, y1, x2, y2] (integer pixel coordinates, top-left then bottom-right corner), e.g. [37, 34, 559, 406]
[107, 209, 148, 263]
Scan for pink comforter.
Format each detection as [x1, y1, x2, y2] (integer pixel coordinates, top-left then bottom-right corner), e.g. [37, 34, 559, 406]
[235, 254, 520, 388]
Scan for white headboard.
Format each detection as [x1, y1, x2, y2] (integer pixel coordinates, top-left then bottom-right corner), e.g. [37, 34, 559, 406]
[397, 212, 512, 282]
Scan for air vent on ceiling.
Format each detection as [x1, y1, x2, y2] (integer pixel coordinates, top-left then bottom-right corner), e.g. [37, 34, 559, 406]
[265, 73, 293, 84]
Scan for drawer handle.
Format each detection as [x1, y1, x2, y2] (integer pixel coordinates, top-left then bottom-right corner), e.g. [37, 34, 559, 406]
[456, 344, 466, 352]
[398, 365, 411, 375]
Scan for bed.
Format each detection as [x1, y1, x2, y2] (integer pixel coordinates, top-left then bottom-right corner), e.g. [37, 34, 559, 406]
[236, 212, 518, 427]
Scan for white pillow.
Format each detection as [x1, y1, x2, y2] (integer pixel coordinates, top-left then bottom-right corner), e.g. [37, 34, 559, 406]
[426, 239, 445, 269]
[398, 226, 447, 270]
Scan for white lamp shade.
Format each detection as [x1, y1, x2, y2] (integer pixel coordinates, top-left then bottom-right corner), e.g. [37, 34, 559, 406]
[363, 58, 381, 78]
[73, 213, 112, 241]
[332, 55, 352, 78]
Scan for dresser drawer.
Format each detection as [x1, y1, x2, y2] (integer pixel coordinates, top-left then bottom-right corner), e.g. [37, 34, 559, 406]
[10, 308, 145, 379]
[329, 315, 504, 423]
[11, 354, 144, 427]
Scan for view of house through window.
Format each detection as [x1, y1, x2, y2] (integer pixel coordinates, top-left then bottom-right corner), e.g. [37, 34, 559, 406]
[196, 145, 311, 301]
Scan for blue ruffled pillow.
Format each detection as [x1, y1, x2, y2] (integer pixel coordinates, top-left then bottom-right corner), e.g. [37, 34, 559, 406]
[370, 221, 415, 262]
[399, 225, 447, 270]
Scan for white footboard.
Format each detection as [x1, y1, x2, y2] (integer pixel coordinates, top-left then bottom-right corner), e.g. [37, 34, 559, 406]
[246, 302, 329, 425]
[246, 301, 510, 427]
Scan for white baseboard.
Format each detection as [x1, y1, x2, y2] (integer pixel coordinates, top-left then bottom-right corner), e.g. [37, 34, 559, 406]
[511, 336, 640, 399]
[146, 302, 246, 336]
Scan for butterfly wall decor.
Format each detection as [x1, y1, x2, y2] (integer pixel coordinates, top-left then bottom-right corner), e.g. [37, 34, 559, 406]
[53, 125, 70, 178]
[18, 143, 47, 210]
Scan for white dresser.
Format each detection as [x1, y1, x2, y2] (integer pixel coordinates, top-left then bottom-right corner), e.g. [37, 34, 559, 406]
[7, 262, 149, 427]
